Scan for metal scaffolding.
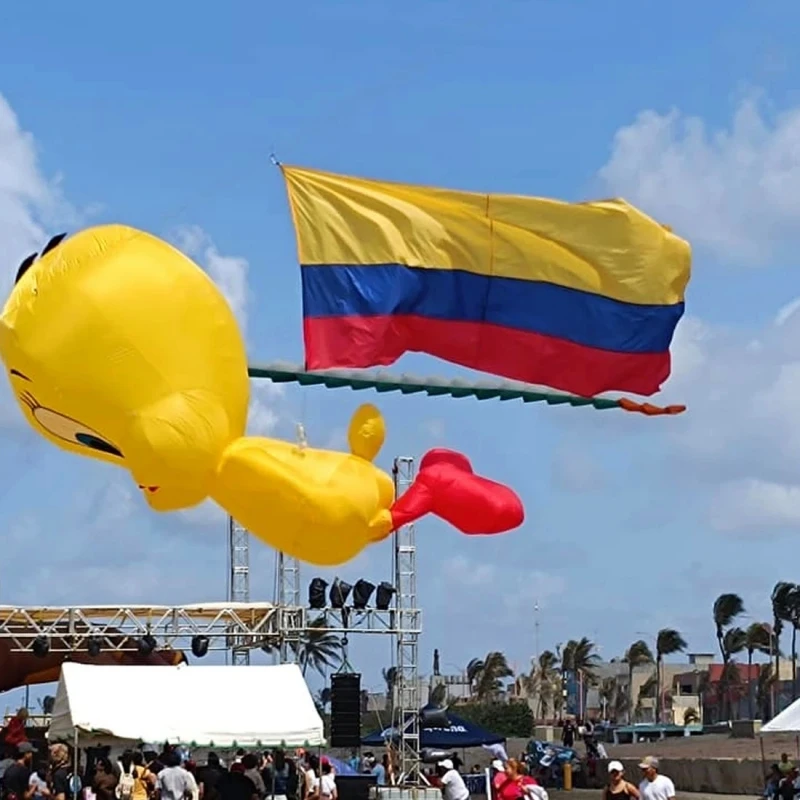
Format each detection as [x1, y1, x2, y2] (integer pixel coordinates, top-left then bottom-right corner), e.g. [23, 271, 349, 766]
[0, 603, 305, 652]
[227, 517, 251, 665]
[276, 553, 301, 662]
[393, 456, 421, 787]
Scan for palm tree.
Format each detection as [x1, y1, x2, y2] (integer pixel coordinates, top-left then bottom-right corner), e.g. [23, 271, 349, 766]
[382, 666, 397, 714]
[471, 651, 514, 701]
[655, 629, 687, 724]
[757, 663, 777, 721]
[781, 585, 800, 701]
[561, 638, 600, 717]
[713, 593, 745, 721]
[520, 650, 560, 721]
[772, 583, 797, 707]
[745, 622, 772, 719]
[636, 673, 658, 722]
[314, 686, 332, 715]
[623, 640, 654, 724]
[612, 687, 630, 722]
[294, 616, 342, 677]
[599, 677, 617, 721]
[466, 658, 484, 699]
[428, 681, 448, 706]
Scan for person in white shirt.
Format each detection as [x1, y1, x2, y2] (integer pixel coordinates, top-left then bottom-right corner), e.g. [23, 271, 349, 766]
[638, 757, 675, 800]
[438, 760, 469, 800]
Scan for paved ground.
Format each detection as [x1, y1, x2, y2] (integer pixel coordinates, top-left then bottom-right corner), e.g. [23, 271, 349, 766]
[549, 791, 751, 800]
[603, 733, 797, 762]
[503, 733, 797, 762]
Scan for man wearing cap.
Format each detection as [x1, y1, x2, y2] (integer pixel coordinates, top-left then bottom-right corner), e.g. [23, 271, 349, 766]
[3, 742, 36, 800]
[438, 759, 469, 800]
[638, 757, 674, 800]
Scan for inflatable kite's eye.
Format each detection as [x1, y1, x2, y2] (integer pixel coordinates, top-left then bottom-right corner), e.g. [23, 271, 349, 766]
[31, 406, 123, 458]
[75, 432, 123, 457]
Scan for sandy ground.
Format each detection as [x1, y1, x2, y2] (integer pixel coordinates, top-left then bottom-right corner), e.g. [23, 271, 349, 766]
[603, 733, 800, 762]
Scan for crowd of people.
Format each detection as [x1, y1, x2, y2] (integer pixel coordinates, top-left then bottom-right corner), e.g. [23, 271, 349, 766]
[0, 742, 342, 800]
[764, 752, 800, 800]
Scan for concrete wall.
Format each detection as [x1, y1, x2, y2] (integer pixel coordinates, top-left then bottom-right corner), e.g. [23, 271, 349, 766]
[462, 740, 767, 794]
[591, 759, 765, 795]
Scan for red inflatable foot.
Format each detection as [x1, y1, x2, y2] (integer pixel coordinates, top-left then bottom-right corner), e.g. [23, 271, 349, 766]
[390, 448, 524, 534]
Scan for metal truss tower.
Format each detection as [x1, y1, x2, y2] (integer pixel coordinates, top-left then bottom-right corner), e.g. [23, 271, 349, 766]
[275, 552, 301, 662]
[227, 516, 251, 666]
[393, 457, 422, 787]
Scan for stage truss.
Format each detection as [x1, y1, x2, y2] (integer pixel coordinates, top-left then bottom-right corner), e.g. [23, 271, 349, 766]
[0, 603, 305, 653]
[274, 455, 424, 787]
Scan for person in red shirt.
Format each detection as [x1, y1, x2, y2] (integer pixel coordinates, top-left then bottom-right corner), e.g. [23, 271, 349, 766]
[495, 759, 537, 800]
[2, 710, 28, 749]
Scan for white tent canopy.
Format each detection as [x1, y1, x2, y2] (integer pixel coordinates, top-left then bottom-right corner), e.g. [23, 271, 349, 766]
[49, 662, 325, 748]
[762, 698, 800, 733]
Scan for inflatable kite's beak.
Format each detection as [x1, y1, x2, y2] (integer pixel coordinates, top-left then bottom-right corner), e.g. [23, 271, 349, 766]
[123, 390, 231, 511]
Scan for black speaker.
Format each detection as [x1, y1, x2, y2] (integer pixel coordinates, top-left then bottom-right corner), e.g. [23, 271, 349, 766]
[330, 672, 362, 748]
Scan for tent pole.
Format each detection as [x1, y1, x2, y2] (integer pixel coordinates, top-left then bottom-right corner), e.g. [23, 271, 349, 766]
[73, 729, 79, 800]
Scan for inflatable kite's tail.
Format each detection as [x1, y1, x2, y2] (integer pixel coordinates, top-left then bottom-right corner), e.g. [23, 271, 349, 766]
[389, 448, 524, 535]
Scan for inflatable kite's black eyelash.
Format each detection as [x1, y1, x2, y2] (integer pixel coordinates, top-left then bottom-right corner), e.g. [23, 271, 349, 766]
[41, 233, 67, 257]
[14, 254, 37, 285]
[14, 233, 68, 285]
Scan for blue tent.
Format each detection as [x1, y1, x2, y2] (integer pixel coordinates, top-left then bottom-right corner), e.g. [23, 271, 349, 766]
[361, 711, 505, 749]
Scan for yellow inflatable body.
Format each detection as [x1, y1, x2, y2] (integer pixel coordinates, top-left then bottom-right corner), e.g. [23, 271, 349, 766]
[1, 226, 524, 565]
[0, 226, 397, 565]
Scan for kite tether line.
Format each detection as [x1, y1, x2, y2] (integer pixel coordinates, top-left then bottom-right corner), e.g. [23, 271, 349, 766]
[248, 363, 685, 417]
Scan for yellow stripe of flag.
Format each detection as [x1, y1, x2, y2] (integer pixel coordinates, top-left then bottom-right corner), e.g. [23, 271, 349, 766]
[282, 165, 691, 307]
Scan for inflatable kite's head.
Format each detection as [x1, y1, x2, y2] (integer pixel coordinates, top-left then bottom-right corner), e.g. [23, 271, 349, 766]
[0, 225, 249, 511]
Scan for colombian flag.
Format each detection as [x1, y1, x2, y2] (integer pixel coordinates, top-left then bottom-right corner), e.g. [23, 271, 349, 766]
[282, 166, 691, 398]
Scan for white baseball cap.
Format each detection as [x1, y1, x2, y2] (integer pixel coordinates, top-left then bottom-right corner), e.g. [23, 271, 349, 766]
[438, 759, 454, 771]
[492, 760, 505, 772]
[608, 761, 624, 773]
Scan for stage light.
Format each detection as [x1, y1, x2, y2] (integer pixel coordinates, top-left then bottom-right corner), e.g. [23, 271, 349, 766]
[137, 634, 157, 656]
[309, 578, 328, 609]
[32, 636, 50, 658]
[420, 706, 450, 729]
[87, 636, 102, 657]
[191, 635, 209, 658]
[421, 748, 450, 764]
[352, 579, 375, 609]
[375, 581, 396, 610]
[330, 578, 352, 608]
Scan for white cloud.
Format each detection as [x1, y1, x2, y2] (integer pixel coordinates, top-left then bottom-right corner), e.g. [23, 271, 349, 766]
[444, 554, 496, 588]
[0, 95, 74, 290]
[595, 95, 800, 535]
[174, 224, 284, 440]
[709, 478, 800, 534]
[0, 94, 80, 427]
[174, 225, 251, 331]
[662, 302, 800, 482]
[599, 94, 800, 265]
[442, 554, 565, 614]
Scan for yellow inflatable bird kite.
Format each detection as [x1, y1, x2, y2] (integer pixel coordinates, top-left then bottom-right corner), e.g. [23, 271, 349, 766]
[0, 226, 523, 565]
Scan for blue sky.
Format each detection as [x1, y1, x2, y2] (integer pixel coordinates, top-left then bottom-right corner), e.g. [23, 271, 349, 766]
[1, 0, 800, 703]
